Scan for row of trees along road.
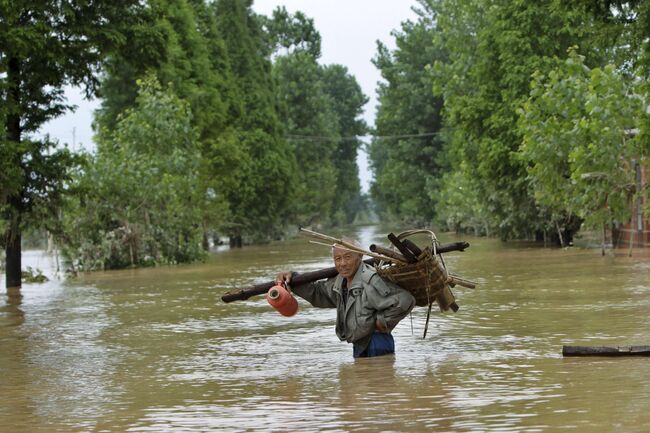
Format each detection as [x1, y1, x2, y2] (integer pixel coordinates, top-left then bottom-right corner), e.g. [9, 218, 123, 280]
[1, 1, 368, 287]
[5, 0, 650, 288]
[369, 0, 650, 251]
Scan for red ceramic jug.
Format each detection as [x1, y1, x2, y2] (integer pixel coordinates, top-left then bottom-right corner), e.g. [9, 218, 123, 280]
[266, 282, 298, 317]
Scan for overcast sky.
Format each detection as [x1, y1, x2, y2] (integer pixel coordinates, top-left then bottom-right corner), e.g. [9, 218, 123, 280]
[37, 0, 420, 192]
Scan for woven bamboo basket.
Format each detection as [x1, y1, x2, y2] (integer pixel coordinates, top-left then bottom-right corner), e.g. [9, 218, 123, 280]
[375, 229, 456, 312]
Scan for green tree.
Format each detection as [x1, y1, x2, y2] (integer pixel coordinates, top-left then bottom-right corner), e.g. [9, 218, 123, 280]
[214, 0, 296, 242]
[320, 64, 368, 225]
[274, 52, 339, 226]
[260, 6, 321, 58]
[519, 51, 645, 253]
[265, 7, 368, 226]
[97, 0, 230, 136]
[517, 55, 586, 245]
[436, 161, 494, 236]
[0, 0, 148, 288]
[369, 2, 445, 225]
[430, 0, 611, 238]
[96, 0, 240, 248]
[63, 76, 207, 269]
[589, 1, 650, 211]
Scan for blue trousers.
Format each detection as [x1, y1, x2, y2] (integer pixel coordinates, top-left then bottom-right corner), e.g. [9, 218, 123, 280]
[353, 331, 395, 358]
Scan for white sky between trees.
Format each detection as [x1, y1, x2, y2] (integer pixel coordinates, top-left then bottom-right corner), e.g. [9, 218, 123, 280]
[36, 0, 420, 193]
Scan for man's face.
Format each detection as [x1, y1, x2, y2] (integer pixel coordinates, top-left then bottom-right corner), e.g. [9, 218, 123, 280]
[332, 247, 362, 280]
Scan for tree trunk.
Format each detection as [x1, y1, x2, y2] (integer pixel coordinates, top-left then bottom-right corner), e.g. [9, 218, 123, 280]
[5, 216, 22, 289]
[555, 222, 565, 248]
[202, 231, 210, 251]
[229, 235, 242, 248]
[5, 56, 22, 289]
[601, 223, 606, 256]
[628, 200, 635, 257]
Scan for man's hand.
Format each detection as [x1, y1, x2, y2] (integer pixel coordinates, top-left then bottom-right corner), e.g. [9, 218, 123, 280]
[275, 271, 293, 285]
[375, 319, 388, 333]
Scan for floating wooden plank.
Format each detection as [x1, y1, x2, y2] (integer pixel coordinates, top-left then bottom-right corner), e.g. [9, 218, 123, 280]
[562, 345, 650, 357]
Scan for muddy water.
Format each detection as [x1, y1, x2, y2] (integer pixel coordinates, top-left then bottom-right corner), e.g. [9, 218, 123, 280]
[1, 225, 649, 432]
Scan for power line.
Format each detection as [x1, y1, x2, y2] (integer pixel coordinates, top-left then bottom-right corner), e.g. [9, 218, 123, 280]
[285, 132, 440, 142]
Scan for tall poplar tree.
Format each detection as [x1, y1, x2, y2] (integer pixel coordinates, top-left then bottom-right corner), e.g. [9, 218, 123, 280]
[0, 1, 149, 288]
[265, 7, 367, 226]
[214, 0, 295, 242]
[320, 64, 368, 225]
[96, 0, 238, 248]
[97, 0, 229, 137]
[369, 3, 445, 224]
[274, 52, 339, 226]
[431, 0, 608, 238]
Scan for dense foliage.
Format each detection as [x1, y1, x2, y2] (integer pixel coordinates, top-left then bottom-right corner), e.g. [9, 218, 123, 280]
[62, 76, 206, 269]
[369, 0, 650, 242]
[1, 0, 149, 286]
[7, 0, 650, 282]
[1, 1, 369, 279]
[369, 6, 444, 225]
[519, 50, 646, 249]
[320, 64, 368, 225]
[268, 9, 368, 226]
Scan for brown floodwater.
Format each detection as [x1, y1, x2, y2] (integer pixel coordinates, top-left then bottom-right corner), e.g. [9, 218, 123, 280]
[1, 225, 649, 432]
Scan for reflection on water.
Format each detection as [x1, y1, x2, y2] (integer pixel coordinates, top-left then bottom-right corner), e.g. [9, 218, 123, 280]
[1, 227, 650, 432]
[2, 286, 24, 327]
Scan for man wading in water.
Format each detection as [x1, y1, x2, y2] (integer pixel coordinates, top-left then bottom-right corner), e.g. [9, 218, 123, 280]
[276, 238, 416, 358]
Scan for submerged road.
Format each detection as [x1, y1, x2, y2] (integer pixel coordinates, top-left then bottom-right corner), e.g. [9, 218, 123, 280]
[1, 226, 649, 432]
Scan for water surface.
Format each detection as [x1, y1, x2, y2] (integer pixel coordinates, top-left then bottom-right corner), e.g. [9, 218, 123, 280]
[1, 226, 649, 432]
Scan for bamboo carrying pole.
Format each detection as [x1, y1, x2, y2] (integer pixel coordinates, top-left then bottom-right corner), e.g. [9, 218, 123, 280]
[369, 241, 470, 262]
[369, 244, 408, 263]
[308, 240, 406, 264]
[299, 227, 401, 263]
[447, 274, 477, 289]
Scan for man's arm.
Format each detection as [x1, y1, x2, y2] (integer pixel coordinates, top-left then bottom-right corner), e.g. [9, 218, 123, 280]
[366, 275, 416, 332]
[276, 272, 337, 308]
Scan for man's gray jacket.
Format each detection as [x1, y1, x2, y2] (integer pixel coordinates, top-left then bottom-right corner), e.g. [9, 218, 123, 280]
[292, 262, 416, 351]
